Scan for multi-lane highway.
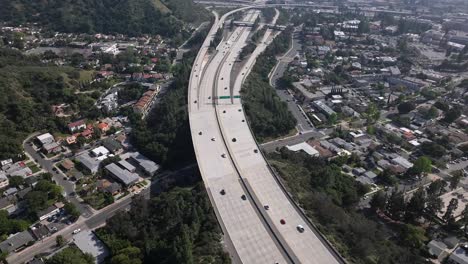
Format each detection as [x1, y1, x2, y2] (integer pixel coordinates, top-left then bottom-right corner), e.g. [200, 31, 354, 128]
[189, 7, 342, 264]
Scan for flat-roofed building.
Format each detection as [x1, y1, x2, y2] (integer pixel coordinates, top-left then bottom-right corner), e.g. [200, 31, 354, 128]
[286, 142, 319, 157]
[118, 160, 136, 173]
[73, 230, 109, 263]
[105, 163, 139, 187]
[36, 133, 54, 146]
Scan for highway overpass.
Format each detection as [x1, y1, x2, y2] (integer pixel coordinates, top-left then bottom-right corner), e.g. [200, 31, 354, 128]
[188, 6, 344, 264]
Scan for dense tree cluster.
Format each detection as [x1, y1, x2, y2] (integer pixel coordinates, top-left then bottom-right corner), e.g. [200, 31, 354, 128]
[130, 44, 205, 169]
[97, 185, 230, 264]
[45, 246, 94, 264]
[241, 28, 296, 141]
[0, 0, 208, 37]
[268, 149, 425, 264]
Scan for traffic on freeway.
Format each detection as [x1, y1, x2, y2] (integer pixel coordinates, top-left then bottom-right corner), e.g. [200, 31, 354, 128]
[188, 6, 342, 264]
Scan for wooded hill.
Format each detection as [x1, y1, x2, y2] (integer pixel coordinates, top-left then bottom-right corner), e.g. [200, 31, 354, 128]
[0, 0, 209, 36]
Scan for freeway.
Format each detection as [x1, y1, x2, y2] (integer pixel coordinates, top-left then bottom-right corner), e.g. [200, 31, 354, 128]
[189, 6, 343, 264]
[190, 8, 293, 264]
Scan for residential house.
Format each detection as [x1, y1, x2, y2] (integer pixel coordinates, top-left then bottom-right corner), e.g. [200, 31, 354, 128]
[0, 230, 35, 253]
[30, 225, 50, 240]
[67, 119, 87, 133]
[97, 122, 110, 134]
[102, 138, 122, 154]
[0, 172, 9, 189]
[76, 153, 102, 175]
[449, 245, 468, 264]
[0, 196, 16, 212]
[36, 133, 54, 146]
[98, 180, 122, 195]
[60, 159, 75, 171]
[427, 240, 449, 261]
[42, 142, 61, 154]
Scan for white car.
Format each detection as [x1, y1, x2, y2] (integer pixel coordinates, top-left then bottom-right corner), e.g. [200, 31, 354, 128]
[72, 228, 81, 234]
[296, 225, 305, 233]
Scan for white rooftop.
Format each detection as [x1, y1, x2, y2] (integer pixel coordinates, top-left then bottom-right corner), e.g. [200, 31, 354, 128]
[37, 133, 54, 144]
[287, 142, 319, 156]
[91, 146, 110, 157]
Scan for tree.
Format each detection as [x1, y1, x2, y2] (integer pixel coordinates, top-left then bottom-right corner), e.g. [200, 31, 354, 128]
[449, 170, 463, 190]
[427, 179, 447, 196]
[365, 103, 380, 123]
[443, 198, 458, 223]
[426, 195, 443, 222]
[461, 205, 468, 230]
[328, 113, 338, 125]
[399, 224, 427, 249]
[379, 169, 398, 186]
[64, 202, 80, 221]
[421, 142, 446, 158]
[410, 156, 432, 175]
[386, 191, 406, 220]
[442, 107, 461, 124]
[425, 106, 439, 119]
[397, 101, 415, 114]
[45, 247, 94, 264]
[8, 176, 25, 188]
[56, 235, 66, 247]
[370, 190, 387, 212]
[405, 187, 426, 222]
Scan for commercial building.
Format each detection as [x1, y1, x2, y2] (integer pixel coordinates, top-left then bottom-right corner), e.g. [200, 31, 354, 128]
[125, 152, 160, 176]
[37, 203, 63, 221]
[105, 163, 139, 187]
[286, 142, 319, 157]
[312, 100, 336, 117]
[73, 230, 109, 264]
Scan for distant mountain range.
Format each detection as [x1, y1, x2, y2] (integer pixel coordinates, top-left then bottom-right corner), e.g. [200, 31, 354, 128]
[0, 0, 209, 36]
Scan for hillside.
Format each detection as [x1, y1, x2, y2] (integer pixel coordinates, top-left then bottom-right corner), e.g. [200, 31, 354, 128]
[0, 48, 101, 160]
[0, 0, 209, 36]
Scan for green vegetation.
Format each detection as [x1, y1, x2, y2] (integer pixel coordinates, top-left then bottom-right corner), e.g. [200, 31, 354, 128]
[45, 246, 94, 264]
[0, 48, 102, 159]
[130, 54, 195, 168]
[83, 191, 114, 210]
[0, 210, 30, 241]
[56, 235, 66, 247]
[1, 0, 209, 38]
[261, 8, 276, 24]
[118, 83, 147, 104]
[241, 27, 296, 141]
[268, 149, 425, 263]
[24, 178, 63, 219]
[97, 184, 230, 264]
